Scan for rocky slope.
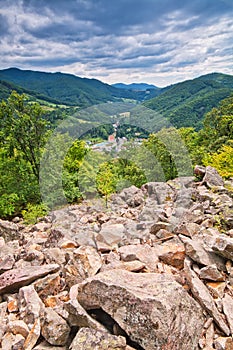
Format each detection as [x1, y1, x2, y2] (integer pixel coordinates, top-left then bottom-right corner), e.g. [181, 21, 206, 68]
[0, 165, 233, 349]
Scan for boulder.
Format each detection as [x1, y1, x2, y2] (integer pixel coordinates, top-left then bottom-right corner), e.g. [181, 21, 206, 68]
[0, 264, 60, 295]
[144, 182, 175, 204]
[18, 285, 44, 329]
[180, 235, 226, 269]
[184, 258, 230, 336]
[0, 219, 20, 242]
[1, 332, 25, 350]
[95, 223, 125, 248]
[214, 336, 233, 350]
[119, 185, 144, 207]
[0, 301, 7, 341]
[223, 293, 233, 335]
[77, 270, 204, 350]
[7, 320, 29, 338]
[157, 242, 185, 270]
[70, 327, 128, 349]
[41, 307, 70, 346]
[34, 341, 67, 349]
[118, 244, 159, 271]
[204, 233, 233, 261]
[199, 265, 225, 282]
[65, 298, 107, 332]
[202, 166, 224, 188]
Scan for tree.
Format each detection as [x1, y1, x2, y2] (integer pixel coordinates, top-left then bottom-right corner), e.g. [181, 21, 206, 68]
[0, 91, 50, 180]
[203, 144, 233, 178]
[200, 95, 233, 152]
[96, 162, 117, 207]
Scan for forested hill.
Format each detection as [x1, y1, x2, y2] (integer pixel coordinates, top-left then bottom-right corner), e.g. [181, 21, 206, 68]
[0, 69, 233, 129]
[0, 68, 151, 107]
[0, 79, 64, 105]
[143, 72, 233, 129]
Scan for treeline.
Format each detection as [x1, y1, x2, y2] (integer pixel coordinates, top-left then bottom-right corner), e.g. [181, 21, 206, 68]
[144, 73, 233, 130]
[0, 91, 232, 221]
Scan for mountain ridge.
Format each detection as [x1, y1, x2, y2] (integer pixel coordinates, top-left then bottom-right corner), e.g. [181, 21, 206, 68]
[143, 72, 233, 129]
[0, 68, 154, 107]
[112, 82, 159, 91]
[0, 68, 232, 129]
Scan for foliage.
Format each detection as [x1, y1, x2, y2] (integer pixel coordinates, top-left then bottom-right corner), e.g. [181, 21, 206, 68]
[144, 73, 233, 129]
[203, 145, 233, 178]
[0, 68, 146, 107]
[0, 193, 20, 218]
[143, 128, 193, 180]
[22, 203, 48, 225]
[0, 148, 41, 217]
[0, 79, 233, 221]
[199, 95, 233, 152]
[96, 162, 117, 207]
[0, 91, 50, 180]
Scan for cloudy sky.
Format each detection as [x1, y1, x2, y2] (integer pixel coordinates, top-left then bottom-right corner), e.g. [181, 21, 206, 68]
[0, 0, 232, 87]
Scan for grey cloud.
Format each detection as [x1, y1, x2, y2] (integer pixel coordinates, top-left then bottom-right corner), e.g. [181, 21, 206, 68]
[0, 14, 9, 37]
[0, 0, 232, 86]
[20, 0, 233, 35]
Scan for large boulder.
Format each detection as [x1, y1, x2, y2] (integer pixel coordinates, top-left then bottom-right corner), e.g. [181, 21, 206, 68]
[70, 327, 128, 350]
[0, 219, 20, 242]
[143, 182, 175, 204]
[0, 264, 60, 295]
[77, 270, 204, 350]
[202, 166, 224, 188]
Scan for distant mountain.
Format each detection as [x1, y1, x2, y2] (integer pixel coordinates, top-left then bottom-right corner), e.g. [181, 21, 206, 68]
[112, 83, 159, 91]
[0, 68, 151, 107]
[143, 72, 233, 129]
[0, 78, 62, 105]
[0, 68, 142, 107]
[1, 69, 232, 130]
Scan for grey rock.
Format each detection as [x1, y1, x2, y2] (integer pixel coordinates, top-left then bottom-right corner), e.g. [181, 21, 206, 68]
[222, 293, 233, 335]
[0, 264, 60, 294]
[77, 270, 204, 350]
[73, 246, 102, 276]
[1, 332, 25, 350]
[203, 166, 224, 188]
[0, 219, 19, 242]
[150, 221, 171, 234]
[180, 235, 226, 269]
[174, 222, 200, 237]
[184, 258, 230, 336]
[41, 307, 70, 346]
[65, 298, 107, 331]
[70, 327, 127, 350]
[0, 254, 15, 273]
[199, 265, 225, 282]
[0, 301, 7, 340]
[7, 320, 29, 338]
[95, 223, 125, 248]
[204, 233, 233, 261]
[144, 182, 175, 204]
[18, 285, 44, 329]
[119, 185, 144, 207]
[118, 244, 159, 271]
[34, 340, 67, 349]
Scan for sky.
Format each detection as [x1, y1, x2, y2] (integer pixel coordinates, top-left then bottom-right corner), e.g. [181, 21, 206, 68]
[0, 0, 232, 87]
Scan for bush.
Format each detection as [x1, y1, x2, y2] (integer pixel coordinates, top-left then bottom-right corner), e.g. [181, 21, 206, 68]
[21, 203, 48, 224]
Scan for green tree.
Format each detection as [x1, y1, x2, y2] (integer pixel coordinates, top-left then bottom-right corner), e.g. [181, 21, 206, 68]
[0, 91, 50, 180]
[200, 95, 233, 152]
[203, 144, 233, 178]
[96, 162, 117, 207]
